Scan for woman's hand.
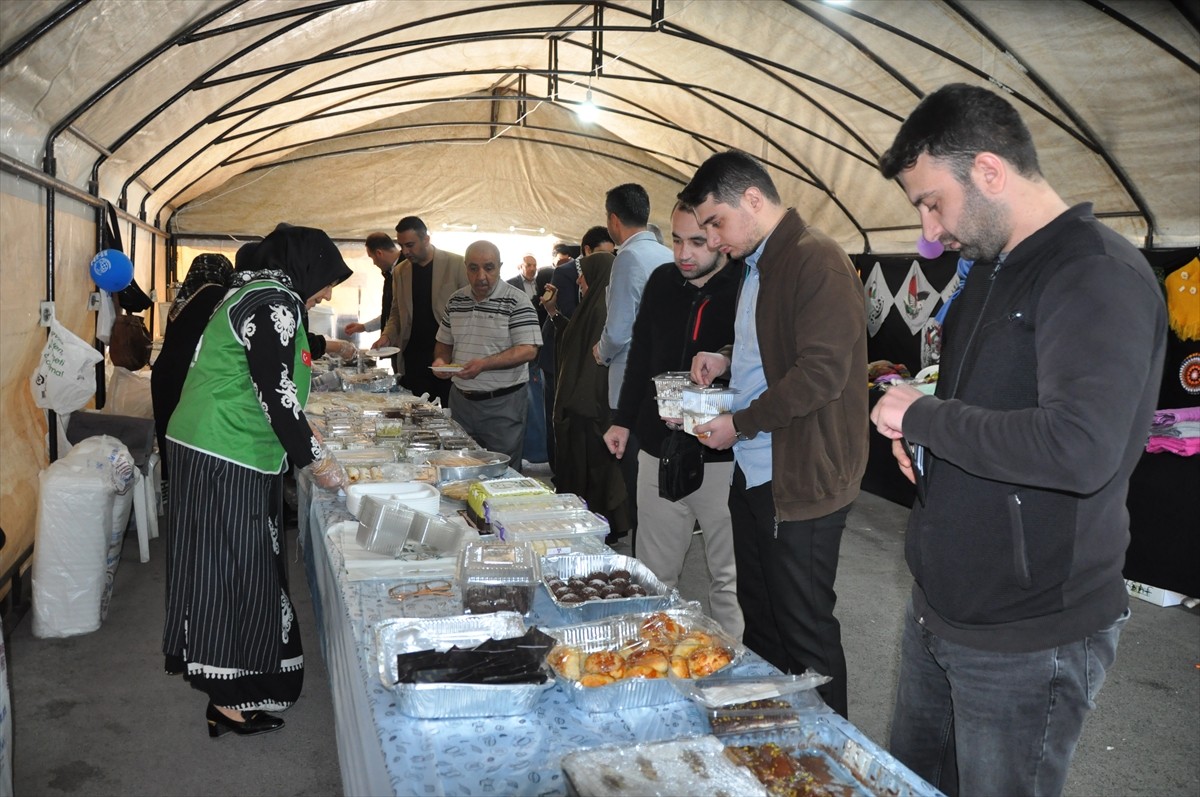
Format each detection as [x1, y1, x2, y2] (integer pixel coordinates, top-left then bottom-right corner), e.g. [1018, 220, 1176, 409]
[540, 283, 559, 317]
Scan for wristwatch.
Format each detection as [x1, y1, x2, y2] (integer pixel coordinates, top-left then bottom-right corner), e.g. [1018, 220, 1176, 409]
[731, 414, 751, 442]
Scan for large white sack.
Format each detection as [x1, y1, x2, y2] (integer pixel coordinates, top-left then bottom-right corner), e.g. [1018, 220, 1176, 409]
[31, 436, 135, 638]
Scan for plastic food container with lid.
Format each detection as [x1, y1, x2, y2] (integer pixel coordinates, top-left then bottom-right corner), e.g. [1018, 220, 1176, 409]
[492, 510, 610, 547]
[652, 371, 693, 419]
[458, 539, 539, 615]
[466, 477, 551, 524]
[681, 384, 739, 435]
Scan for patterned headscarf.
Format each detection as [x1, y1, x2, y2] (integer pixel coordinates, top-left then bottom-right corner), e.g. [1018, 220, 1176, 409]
[169, 253, 233, 322]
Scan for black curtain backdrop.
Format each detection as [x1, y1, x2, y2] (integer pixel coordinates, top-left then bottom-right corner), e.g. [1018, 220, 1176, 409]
[853, 248, 1199, 596]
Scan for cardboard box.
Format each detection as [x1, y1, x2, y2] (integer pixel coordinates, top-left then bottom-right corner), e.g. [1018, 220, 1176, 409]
[1125, 579, 1188, 607]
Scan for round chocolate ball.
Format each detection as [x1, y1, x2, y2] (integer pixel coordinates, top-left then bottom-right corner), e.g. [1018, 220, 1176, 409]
[609, 569, 632, 581]
[558, 591, 583, 604]
[586, 571, 610, 583]
[626, 584, 647, 597]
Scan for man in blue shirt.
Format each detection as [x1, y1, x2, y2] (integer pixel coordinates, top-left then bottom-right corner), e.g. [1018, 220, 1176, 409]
[594, 184, 673, 541]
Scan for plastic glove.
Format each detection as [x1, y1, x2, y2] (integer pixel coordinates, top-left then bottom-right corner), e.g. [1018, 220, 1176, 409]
[308, 454, 345, 490]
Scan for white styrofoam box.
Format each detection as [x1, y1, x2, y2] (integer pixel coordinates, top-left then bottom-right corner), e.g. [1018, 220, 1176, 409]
[345, 481, 440, 517]
[1125, 579, 1188, 607]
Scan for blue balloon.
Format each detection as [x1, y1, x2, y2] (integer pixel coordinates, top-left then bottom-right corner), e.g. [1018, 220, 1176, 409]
[89, 248, 134, 292]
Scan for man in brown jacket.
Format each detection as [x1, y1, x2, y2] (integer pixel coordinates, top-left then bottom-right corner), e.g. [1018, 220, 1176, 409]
[372, 216, 468, 404]
[684, 150, 868, 718]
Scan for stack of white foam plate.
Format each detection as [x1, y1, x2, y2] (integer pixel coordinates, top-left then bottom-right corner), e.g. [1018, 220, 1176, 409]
[345, 481, 441, 517]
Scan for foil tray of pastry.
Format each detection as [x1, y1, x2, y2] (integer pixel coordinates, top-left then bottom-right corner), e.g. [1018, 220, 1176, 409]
[544, 609, 744, 713]
[561, 735, 769, 797]
[541, 554, 680, 623]
[374, 614, 555, 719]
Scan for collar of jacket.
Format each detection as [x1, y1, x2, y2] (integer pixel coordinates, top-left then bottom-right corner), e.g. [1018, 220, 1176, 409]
[756, 208, 807, 273]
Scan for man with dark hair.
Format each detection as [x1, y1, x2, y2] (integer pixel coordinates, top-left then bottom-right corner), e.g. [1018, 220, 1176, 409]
[433, 241, 541, 470]
[872, 83, 1166, 796]
[373, 216, 468, 404]
[686, 149, 868, 719]
[541, 227, 615, 470]
[595, 185, 673, 539]
[603, 201, 743, 638]
[344, 232, 401, 338]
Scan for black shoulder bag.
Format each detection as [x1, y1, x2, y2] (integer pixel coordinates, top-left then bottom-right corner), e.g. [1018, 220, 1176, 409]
[658, 293, 710, 501]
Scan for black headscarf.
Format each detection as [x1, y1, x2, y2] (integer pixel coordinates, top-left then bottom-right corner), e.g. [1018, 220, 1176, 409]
[556, 251, 616, 420]
[169, 253, 233, 322]
[240, 225, 353, 300]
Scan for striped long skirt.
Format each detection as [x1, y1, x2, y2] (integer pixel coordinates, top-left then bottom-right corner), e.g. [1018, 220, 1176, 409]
[163, 442, 303, 711]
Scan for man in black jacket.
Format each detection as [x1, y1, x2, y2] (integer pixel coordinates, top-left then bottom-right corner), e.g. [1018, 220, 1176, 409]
[872, 83, 1167, 796]
[603, 202, 743, 639]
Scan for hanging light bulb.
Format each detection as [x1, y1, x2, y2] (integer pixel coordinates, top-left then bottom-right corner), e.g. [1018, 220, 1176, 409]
[576, 87, 599, 123]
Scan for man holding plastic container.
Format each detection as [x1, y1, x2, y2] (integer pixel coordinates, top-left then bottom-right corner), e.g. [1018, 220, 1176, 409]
[683, 150, 868, 719]
[602, 201, 744, 640]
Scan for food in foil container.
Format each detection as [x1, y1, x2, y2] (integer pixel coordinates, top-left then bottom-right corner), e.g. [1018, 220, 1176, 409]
[374, 614, 556, 719]
[392, 626, 556, 686]
[561, 735, 769, 797]
[547, 612, 734, 687]
[541, 554, 676, 621]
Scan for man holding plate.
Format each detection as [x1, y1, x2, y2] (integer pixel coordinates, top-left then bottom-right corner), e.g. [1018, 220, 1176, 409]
[433, 240, 542, 472]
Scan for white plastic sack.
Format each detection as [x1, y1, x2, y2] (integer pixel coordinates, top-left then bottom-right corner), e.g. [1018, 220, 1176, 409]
[96, 289, 116, 345]
[32, 436, 135, 638]
[104, 366, 154, 419]
[30, 319, 104, 414]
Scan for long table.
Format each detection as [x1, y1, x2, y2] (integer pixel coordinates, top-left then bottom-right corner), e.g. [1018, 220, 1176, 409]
[298, 476, 782, 797]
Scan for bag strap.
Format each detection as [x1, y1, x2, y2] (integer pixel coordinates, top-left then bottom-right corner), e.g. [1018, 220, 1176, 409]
[101, 200, 123, 252]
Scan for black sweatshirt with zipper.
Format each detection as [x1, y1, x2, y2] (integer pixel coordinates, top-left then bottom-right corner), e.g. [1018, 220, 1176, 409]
[612, 260, 741, 461]
[902, 203, 1166, 652]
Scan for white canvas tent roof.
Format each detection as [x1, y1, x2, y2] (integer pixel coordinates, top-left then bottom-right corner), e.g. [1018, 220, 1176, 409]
[2, 0, 1198, 251]
[0, 0, 1197, 577]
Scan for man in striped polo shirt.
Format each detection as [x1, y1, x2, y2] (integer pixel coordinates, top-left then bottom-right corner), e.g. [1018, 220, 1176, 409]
[433, 240, 542, 472]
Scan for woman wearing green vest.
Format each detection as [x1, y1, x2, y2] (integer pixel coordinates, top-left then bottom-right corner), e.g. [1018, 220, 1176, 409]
[164, 225, 351, 738]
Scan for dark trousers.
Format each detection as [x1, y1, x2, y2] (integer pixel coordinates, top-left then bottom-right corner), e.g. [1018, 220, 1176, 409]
[619, 430, 640, 545]
[729, 464, 850, 717]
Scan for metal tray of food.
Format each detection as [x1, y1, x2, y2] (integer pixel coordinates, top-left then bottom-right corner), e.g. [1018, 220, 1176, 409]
[541, 554, 679, 622]
[544, 609, 745, 713]
[420, 449, 511, 483]
[719, 714, 944, 797]
[561, 735, 769, 797]
[374, 614, 555, 719]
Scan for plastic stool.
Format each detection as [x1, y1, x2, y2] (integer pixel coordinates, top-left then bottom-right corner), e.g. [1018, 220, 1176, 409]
[131, 452, 161, 563]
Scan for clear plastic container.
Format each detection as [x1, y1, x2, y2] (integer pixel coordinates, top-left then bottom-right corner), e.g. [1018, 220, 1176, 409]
[467, 477, 551, 520]
[681, 384, 738, 435]
[458, 540, 539, 615]
[485, 493, 588, 525]
[493, 510, 610, 547]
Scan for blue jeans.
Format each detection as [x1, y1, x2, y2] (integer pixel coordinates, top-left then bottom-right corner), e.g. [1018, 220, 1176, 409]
[889, 599, 1128, 796]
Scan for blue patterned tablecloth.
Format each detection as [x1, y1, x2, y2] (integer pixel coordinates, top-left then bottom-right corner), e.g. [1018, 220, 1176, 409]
[299, 480, 781, 797]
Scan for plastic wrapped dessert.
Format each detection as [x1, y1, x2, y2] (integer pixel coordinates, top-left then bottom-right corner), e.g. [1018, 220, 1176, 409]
[458, 539, 539, 616]
[561, 735, 769, 797]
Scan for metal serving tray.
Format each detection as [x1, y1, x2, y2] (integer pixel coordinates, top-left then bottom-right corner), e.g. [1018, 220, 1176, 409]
[719, 715, 944, 797]
[541, 554, 679, 623]
[420, 449, 511, 483]
[374, 614, 555, 719]
[544, 608, 745, 713]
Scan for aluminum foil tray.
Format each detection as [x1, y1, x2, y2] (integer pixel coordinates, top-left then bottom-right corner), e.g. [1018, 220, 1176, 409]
[561, 735, 769, 797]
[719, 715, 944, 797]
[545, 609, 745, 713]
[374, 614, 555, 719]
[541, 554, 679, 622]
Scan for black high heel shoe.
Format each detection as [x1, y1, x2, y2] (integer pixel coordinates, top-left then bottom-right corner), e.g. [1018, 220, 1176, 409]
[206, 703, 285, 738]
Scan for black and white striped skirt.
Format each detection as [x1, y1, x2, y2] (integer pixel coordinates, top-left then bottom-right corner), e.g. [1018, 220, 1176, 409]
[163, 442, 303, 711]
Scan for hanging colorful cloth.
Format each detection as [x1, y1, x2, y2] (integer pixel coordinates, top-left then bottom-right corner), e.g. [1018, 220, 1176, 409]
[1164, 258, 1200, 341]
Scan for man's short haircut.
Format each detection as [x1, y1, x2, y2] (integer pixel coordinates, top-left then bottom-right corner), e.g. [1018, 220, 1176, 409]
[579, 225, 613, 252]
[365, 231, 397, 252]
[677, 150, 781, 209]
[878, 83, 1042, 183]
[395, 216, 428, 237]
[605, 183, 651, 228]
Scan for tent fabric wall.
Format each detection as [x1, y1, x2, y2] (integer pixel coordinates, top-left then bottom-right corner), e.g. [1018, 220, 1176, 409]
[0, 0, 1197, 581]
